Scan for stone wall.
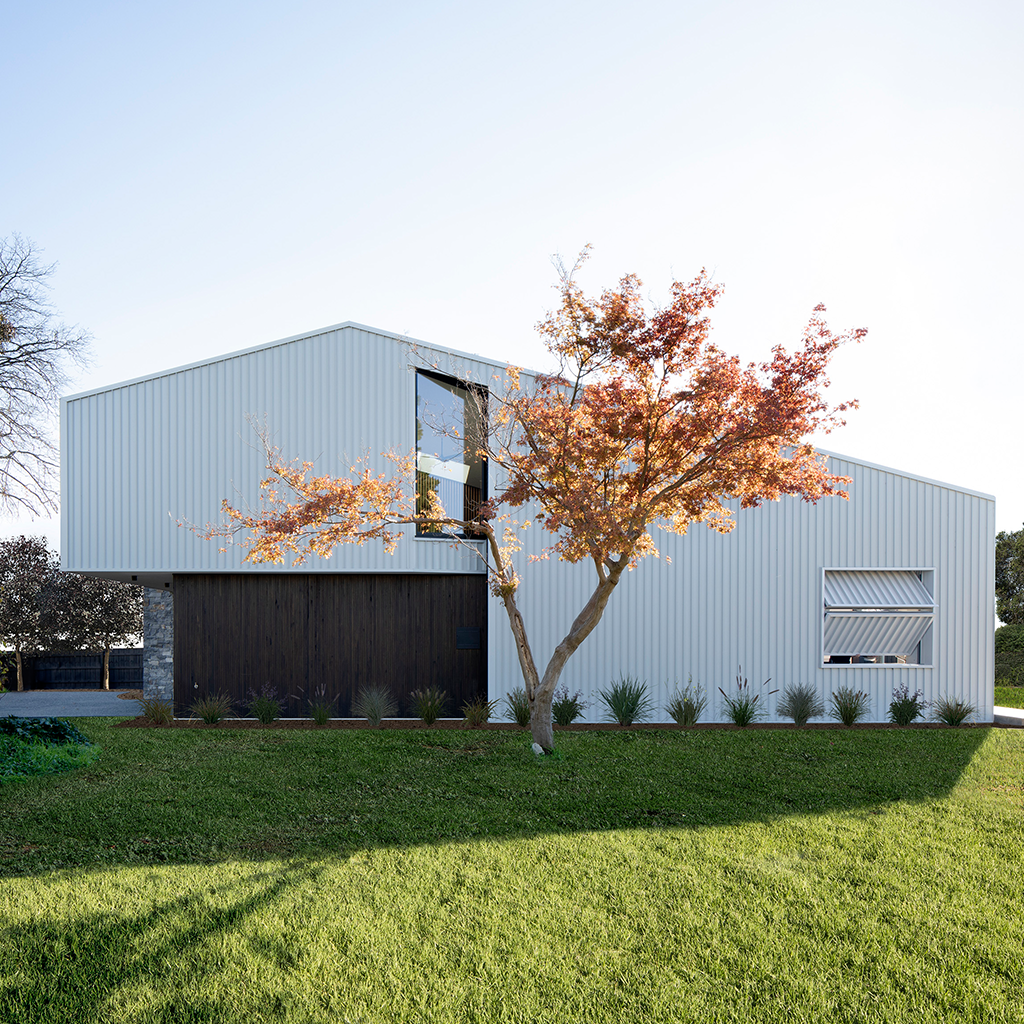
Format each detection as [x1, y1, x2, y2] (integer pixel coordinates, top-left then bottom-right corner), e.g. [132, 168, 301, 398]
[143, 587, 174, 701]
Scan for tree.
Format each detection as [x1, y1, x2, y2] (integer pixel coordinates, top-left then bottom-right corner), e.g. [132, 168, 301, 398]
[0, 535, 62, 690]
[198, 251, 864, 751]
[996, 525, 1024, 625]
[0, 234, 90, 514]
[57, 575, 143, 688]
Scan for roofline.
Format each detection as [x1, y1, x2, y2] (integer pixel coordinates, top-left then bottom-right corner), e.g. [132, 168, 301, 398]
[61, 320, 516, 403]
[58, 324, 994, 503]
[817, 448, 995, 502]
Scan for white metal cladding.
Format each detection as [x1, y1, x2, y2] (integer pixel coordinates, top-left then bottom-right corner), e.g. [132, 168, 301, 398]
[487, 452, 995, 724]
[823, 569, 933, 610]
[61, 323, 504, 578]
[822, 612, 934, 657]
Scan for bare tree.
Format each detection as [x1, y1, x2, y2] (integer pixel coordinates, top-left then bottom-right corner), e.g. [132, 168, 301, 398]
[0, 234, 90, 514]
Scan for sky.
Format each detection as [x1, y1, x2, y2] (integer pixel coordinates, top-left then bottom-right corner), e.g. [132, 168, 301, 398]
[4, 0, 1022, 553]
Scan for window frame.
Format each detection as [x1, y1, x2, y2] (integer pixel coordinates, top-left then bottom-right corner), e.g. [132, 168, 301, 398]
[414, 369, 488, 540]
[820, 567, 936, 668]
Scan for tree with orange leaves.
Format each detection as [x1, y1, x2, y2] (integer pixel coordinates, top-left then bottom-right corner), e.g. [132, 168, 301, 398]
[199, 249, 863, 751]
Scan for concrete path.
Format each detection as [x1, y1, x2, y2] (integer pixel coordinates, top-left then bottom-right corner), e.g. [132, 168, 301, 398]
[993, 705, 1024, 727]
[0, 690, 137, 718]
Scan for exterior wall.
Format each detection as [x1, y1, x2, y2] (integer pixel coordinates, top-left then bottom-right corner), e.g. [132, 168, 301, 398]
[61, 323, 496, 581]
[488, 454, 996, 724]
[172, 573, 487, 716]
[62, 321, 995, 724]
[142, 588, 174, 701]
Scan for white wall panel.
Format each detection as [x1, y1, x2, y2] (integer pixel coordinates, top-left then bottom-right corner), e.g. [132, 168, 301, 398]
[62, 322, 995, 723]
[488, 453, 995, 723]
[62, 324, 499, 578]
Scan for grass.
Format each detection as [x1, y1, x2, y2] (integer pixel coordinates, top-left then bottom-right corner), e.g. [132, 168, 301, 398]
[995, 685, 1024, 709]
[0, 720, 1023, 1023]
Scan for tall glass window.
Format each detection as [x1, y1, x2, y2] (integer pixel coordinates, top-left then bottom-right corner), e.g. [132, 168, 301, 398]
[416, 371, 486, 536]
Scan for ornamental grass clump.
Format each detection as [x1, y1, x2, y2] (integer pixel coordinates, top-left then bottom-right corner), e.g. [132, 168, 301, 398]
[503, 687, 531, 727]
[352, 684, 398, 727]
[666, 677, 707, 726]
[931, 695, 977, 727]
[462, 696, 500, 728]
[718, 668, 774, 727]
[829, 685, 871, 726]
[599, 676, 653, 726]
[888, 684, 928, 726]
[189, 693, 235, 724]
[307, 684, 336, 725]
[136, 695, 174, 725]
[776, 682, 825, 727]
[410, 686, 448, 726]
[244, 682, 284, 725]
[552, 687, 588, 726]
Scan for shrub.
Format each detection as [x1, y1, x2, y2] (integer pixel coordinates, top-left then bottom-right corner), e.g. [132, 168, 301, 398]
[503, 687, 531, 727]
[888, 684, 928, 726]
[136, 695, 174, 724]
[994, 651, 1024, 686]
[352, 684, 398, 727]
[718, 668, 773, 727]
[829, 685, 871, 726]
[666, 677, 707, 726]
[0, 716, 92, 746]
[307, 684, 336, 725]
[244, 682, 284, 725]
[410, 686, 449, 726]
[995, 624, 1024, 653]
[462, 696, 500, 727]
[776, 683, 825, 727]
[552, 687, 588, 726]
[0, 734, 100, 784]
[931, 695, 977, 727]
[598, 676, 653, 726]
[189, 693, 235, 724]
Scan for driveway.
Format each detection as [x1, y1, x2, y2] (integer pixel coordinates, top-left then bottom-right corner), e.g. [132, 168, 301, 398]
[0, 690, 138, 718]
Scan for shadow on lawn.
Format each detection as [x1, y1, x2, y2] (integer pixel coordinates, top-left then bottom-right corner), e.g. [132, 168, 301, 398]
[0, 724, 998, 879]
[0, 859, 328, 1023]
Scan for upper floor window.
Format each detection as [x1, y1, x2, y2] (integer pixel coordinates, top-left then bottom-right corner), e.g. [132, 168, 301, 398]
[822, 568, 935, 666]
[415, 371, 486, 537]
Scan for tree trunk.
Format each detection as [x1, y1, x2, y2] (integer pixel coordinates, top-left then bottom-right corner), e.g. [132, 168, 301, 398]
[526, 559, 627, 752]
[102, 646, 110, 690]
[15, 648, 23, 691]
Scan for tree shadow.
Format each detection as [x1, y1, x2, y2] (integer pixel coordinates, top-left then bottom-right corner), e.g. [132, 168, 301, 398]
[0, 859, 329, 1023]
[0, 724, 999, 880]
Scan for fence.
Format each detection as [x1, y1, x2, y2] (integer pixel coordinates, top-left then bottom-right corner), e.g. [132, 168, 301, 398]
[0, 649, 143, 690]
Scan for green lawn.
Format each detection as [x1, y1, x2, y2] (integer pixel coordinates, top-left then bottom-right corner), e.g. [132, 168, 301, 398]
[994, 685, 1024, 709]
[1, 721, 1022, 1023]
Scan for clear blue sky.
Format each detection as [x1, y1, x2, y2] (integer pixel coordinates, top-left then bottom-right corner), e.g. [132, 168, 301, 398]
[4, 0, 1022, 551]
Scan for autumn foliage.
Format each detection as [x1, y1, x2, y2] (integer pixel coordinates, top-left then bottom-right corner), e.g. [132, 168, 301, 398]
[200, 250, 864, 750]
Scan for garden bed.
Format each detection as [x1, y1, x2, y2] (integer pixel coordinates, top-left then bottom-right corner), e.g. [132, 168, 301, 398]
[114, 715, 990, 730]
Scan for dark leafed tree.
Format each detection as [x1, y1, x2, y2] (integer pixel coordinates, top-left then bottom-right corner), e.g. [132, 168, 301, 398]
[58, 574, 144, 689]
[0, 535, 61, 690]
[0, 234, 90, 514]
[996, 525, 1024, 625]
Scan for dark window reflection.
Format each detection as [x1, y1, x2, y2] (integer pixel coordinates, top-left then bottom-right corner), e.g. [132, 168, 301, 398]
[416, 372, 486, 536]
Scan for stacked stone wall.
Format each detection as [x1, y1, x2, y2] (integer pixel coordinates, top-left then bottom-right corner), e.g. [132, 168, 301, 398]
[143, 588, 174, 701]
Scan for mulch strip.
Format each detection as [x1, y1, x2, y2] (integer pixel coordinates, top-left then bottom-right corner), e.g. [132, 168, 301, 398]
[113, 717, 979, 731]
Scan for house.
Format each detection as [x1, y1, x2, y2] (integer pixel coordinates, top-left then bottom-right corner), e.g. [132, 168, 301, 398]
[60, 322, 996, 722]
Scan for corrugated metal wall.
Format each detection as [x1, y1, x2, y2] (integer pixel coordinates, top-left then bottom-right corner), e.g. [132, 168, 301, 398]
[487, 454, 995, 724]
[61, 324, 495, 577]
[63, 323, 995, 723]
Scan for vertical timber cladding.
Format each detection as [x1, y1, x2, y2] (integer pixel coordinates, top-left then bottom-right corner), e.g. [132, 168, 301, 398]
[173, 573, 487, 717]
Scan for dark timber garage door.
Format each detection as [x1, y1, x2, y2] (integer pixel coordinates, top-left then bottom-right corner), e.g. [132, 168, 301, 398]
[173, 573, 487, 717]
